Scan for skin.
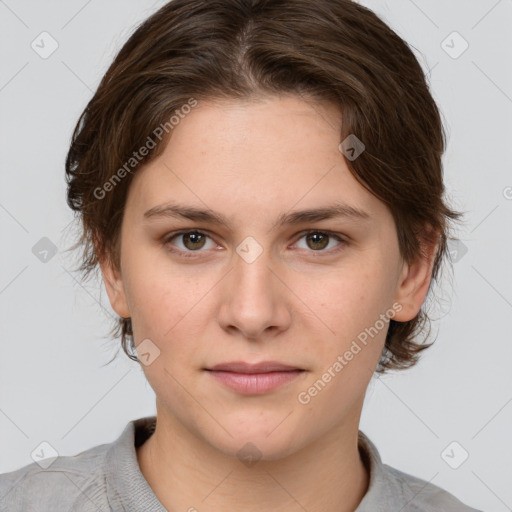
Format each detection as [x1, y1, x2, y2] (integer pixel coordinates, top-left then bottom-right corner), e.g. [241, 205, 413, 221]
[100, 93, 438, 512]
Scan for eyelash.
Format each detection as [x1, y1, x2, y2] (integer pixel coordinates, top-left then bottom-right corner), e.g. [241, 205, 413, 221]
[162, 229, 348, 259]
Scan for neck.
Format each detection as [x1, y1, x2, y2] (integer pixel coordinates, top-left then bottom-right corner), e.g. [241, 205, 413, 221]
[136, 407, 369, 512]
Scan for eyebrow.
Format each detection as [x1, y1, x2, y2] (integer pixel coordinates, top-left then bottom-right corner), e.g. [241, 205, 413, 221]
[143, 201, 371, 232]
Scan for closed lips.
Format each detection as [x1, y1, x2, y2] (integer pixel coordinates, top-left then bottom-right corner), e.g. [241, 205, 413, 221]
[205, 361, 305, 373]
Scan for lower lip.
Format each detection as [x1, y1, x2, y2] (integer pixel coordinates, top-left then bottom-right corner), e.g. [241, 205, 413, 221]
[206, 370, 304, 395]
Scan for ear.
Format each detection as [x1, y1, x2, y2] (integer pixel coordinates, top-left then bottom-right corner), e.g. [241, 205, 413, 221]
[98, 253, 131, 319]
[392, 228, 439, 322]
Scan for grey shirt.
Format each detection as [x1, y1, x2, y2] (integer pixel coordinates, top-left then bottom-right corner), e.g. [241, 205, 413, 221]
[0, 416, 482, 511]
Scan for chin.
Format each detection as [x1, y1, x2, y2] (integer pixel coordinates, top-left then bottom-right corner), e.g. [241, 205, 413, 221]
[200, 422, 305, 463]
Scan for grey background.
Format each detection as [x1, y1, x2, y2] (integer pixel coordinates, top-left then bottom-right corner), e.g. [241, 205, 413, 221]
[0, 1, 511, 510]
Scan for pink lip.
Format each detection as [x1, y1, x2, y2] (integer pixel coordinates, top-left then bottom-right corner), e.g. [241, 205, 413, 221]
[207, 361, 302, 373]
[205, 361, 305, 395]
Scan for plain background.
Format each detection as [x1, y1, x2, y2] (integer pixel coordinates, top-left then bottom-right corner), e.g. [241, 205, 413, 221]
[0, 1, 511, 510]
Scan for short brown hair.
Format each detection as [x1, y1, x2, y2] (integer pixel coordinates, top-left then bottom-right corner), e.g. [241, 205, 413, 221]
[65, 0, 464, 373]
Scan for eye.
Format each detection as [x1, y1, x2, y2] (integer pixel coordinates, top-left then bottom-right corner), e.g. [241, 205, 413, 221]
[163, 230, 218, 257]
[293, 230, 347, 254]
[162, 229, 348, 258]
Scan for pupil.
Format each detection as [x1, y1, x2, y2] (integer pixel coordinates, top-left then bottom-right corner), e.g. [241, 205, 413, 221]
[182, 232, 329, 251]
[185, 232, 205, 250]
[308, 233, 328, 250]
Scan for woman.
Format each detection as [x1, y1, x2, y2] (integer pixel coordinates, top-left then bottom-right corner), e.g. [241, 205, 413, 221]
[0, 0, 481, 510]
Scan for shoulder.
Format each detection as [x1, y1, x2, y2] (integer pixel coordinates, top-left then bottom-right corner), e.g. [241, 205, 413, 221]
[0, 440, 111, 512]
[357, 431, 483, 512]
[383, 463, 483, 512]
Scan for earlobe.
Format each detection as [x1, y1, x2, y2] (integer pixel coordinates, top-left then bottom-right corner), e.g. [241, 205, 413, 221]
[99, 257, 131, 319]
[392, 233, 439, 323]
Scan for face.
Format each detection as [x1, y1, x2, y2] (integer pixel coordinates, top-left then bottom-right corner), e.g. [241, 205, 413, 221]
[101, 93, 434, 460]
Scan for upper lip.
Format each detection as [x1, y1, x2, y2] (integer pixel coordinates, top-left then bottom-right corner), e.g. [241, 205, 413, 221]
[206, 361, 303, 373]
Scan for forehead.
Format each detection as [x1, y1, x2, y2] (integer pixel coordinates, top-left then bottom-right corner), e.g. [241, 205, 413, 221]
[125, 95, 389, 226]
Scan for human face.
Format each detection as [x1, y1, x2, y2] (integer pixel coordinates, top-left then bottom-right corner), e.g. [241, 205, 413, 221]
[102, 93, 430, 460]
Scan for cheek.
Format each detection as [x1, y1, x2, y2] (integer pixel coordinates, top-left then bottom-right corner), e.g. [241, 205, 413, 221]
[305, 260, 392, 332]
[294, 268, 393, 417]
[122, 241, 203, 332]
[125, 268, 220, 384]
[296, 259, 395, 379]
[126, 270, 207, 402]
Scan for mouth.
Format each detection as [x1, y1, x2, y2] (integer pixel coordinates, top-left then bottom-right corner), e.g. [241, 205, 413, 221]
[204, 361, 306, 395]
[205, 360, 305, 373]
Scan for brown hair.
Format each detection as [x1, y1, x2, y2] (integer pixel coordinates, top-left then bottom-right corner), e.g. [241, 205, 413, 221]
[64, 0, 464, 373]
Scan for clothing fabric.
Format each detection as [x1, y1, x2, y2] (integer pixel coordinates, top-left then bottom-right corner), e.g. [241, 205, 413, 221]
[0, 416, 482, 511]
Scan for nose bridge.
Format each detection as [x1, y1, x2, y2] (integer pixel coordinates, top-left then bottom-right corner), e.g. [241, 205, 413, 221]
[231, 238, 277, 304]
[217, 236, 289, 339]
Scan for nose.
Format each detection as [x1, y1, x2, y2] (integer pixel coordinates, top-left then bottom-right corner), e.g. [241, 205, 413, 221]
[216, 246, 292, 342]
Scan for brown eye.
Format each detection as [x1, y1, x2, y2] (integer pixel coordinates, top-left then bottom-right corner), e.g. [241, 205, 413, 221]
[181, 232, 207, 250]
[164, 230, 216, 257]
[294, 230, 347, 254]
[305, 232, 329, 250]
